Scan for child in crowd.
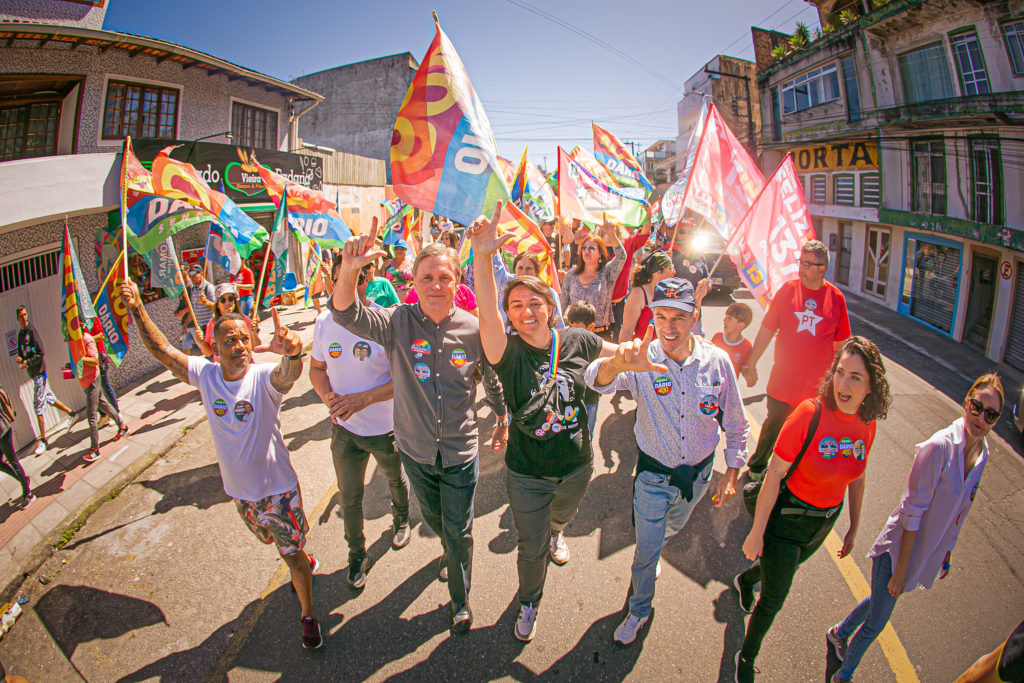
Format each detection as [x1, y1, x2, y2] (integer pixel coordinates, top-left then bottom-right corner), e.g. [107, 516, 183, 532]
[565, 301, 601, 439]
[712, 302, 753, 378]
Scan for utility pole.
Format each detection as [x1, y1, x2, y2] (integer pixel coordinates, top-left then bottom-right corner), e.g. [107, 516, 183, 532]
[704, 67, 756, 159]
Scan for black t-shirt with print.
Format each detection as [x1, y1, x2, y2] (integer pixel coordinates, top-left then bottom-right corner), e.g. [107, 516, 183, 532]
[494, 327, 603, 477]
[17, 324, 45, 377]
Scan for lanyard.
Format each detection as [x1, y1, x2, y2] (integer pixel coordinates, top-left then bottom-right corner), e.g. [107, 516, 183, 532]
[548, 329, 560, 378]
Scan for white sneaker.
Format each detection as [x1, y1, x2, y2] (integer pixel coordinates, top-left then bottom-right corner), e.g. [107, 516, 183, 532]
[614, 612, 649, 646]
[655, 559, 662, 579]
[514, 603, 539, 641]
[550, 531, 570, 565]
[64, 413, 77, 431]
[33, 441, 46, 456]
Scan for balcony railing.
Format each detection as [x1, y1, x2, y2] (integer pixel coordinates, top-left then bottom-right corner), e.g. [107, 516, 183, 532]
[878, 91, 1024, 128]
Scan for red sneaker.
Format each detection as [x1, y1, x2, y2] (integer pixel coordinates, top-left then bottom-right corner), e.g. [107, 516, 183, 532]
[83, 449, 101, 463]
[301, 616, 322, 649]
[113, 425, 129, 441]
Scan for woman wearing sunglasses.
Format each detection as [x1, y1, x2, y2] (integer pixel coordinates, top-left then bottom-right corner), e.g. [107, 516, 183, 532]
[826, 373, 1002, 682]
[196, 283, 262, 361]
[559, 220, 625, 339]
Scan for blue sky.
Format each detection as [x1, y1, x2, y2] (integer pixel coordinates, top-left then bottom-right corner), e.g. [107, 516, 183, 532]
[104, 0, 822, 170]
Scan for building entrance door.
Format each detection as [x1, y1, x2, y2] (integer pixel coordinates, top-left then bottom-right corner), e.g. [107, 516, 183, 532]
[963, 253, 996, 353]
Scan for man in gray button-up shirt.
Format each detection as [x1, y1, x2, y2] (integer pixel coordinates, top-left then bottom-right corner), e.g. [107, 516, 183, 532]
[584, 277, 748, 646]
[331, 225, 505, 635]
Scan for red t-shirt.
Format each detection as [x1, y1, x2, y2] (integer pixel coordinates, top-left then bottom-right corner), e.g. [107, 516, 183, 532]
[774, 399, 875, 509]
[612, 229, 650, 302]
[763, 279, 851, 406]
[232, 265, 255, 296]
[78, 334, 99, 389]
[712, 332, 753, 377]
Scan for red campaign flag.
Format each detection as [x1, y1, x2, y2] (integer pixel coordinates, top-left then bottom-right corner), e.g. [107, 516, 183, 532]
[727, 154, 816, 309]
[682, 102, 764, 242]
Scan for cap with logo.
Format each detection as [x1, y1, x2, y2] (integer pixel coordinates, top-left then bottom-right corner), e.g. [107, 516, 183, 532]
[650, 277, 696, 313]
[187, 263, 203, 275]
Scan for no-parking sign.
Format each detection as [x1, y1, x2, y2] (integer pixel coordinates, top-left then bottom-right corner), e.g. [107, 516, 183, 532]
[6, 330, 17, 357]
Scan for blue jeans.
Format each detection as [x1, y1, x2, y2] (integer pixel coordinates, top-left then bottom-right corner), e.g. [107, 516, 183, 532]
[239, 295, 254, 317]
[836, 552, 899, 679]
[400, 452, 477, 608]
[585, 403, 598, 440]
[628, 467, 712, 617]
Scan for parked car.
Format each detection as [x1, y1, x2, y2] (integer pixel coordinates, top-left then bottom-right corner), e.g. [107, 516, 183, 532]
[672, 224, 742, 297]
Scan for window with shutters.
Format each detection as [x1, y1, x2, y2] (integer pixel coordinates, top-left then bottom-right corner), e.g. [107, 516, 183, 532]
[912, 138, 946, 215]
[863, 226, 890, 298]
[860, 172, 880, 207]
[810, 175, 827, 204]
[834, 174, 855, 206]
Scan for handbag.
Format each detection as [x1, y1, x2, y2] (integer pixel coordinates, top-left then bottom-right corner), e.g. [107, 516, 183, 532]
[511, 330, 565, 441]
[743, 398, 821, 516]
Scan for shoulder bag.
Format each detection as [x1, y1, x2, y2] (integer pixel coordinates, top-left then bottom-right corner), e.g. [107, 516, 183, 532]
[511, 330, 565, 442]
[743, 398, 821, 516]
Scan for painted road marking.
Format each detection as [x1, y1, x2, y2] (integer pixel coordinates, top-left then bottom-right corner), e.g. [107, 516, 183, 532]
[745, 410, 919, 682]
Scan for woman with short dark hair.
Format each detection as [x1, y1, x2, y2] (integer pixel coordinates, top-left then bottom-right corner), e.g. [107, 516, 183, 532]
[734, 336, 891, 683]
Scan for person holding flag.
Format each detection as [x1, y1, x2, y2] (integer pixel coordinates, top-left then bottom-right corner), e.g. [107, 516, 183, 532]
[742, 241, 852, 482]
[330, 219, 507, 635]
[79, 328, 128, 463]
[119, 278, 324, 649]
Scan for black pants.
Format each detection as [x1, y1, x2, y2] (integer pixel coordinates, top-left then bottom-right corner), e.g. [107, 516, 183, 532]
[0, 427, 30, 499]
[738, 489, 841, 661]
[745, 396, 795, 474]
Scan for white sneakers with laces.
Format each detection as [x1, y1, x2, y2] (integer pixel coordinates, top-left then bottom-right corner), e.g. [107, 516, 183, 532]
[613, 612, 649, 646]
[550, 530, 570, 565]
[514, 603, 539, 641]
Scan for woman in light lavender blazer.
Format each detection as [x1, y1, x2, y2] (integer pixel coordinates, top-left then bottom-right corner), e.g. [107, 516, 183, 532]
[826, 373, 1003, 682]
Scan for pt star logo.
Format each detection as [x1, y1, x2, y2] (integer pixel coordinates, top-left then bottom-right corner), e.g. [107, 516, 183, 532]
[795, 307, 823, 334]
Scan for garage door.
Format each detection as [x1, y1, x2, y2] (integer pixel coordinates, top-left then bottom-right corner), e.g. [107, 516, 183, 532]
[1003, 265, 1024, 372]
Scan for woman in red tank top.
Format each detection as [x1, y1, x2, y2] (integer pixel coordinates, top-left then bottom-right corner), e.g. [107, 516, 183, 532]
[618, 250, 675, 342]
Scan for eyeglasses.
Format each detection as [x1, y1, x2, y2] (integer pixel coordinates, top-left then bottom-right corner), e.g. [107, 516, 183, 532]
[967, 397, 1000, 425]
[799, 260, 826, 269]
[581, 245, 600, 253]
[219, 295, 237, 303]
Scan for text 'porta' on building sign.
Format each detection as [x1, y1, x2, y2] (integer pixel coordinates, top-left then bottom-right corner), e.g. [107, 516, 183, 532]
[790, 139, 878, 173]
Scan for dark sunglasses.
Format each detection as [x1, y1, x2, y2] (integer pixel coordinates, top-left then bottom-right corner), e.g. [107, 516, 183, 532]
[967, 397, 1000, 425]
[219, 295, 238, 303]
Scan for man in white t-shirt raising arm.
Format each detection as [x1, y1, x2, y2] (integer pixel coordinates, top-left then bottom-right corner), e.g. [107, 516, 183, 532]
[310, 254, 411, 590]
[120, 280, 324, 650]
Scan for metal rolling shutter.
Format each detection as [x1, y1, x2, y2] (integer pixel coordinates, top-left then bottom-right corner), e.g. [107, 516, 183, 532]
[1003, 268, 1024, 371]
[909, 242, 960, 334]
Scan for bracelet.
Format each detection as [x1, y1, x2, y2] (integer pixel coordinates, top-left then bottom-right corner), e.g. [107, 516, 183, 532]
[495, 417, 509, 427]
[286, 352, 305, 361]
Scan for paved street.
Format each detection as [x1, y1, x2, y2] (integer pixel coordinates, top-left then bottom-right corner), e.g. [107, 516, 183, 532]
[0, 290, 1022, 682]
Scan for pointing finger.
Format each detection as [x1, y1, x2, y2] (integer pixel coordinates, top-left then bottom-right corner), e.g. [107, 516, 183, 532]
[490, 200, 503, 227]
[270, 306, 281, 332]
[367, 216, 380, 247]
[641, 324, 655, 348]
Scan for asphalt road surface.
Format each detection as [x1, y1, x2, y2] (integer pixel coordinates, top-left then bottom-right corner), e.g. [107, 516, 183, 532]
[1, 290, 1021, 682]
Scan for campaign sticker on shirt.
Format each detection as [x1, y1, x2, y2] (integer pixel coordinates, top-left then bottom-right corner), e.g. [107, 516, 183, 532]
[450, 348, 467, 367]
[804, 298, 818, 312]
[819, 436, 839, 459]
[653, 376, 673, 396]
[688, 265, 697, 274]
[853, 440, 866, 461]
[699, 394, 720, 415]
[838, 437, 855, 459]
[411, 339, 430, 357]
[328, 342, 342, 359]
[233, 400, 254, 423]
[413, 362, 430, 382]
[212, 398, 228, 417]
[353, 341, 371, 361]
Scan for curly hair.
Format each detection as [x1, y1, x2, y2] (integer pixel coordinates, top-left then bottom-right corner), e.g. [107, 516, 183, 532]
[819, 336, 891, 423]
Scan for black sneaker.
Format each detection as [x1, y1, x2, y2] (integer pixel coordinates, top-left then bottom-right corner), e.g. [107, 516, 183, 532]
[734, 651, 756, 683]
[301, 616, 322, 649]
[733, 573, 755, 614]
[347, 557, 367, 589]
[827, 623, 849, 662]
[451, 602, 473, 635]
[20, 492, 36, 509]
[437, 553, 448, 582]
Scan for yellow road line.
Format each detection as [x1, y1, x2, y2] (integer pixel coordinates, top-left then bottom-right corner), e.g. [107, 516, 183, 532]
[745, 410, 919, 682]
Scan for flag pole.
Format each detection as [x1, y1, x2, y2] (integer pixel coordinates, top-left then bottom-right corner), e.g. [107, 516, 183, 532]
[92, 247, 127, 308]
[255, 188, 282, 313]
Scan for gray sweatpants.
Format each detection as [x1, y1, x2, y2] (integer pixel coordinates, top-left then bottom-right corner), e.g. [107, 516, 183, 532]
[84, 376, 122, 451]
[506, 460, 593, 606]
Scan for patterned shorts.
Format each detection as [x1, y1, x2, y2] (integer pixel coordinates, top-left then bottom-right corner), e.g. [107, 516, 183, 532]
[32, 374, 58, 416]
[234, 486, 309, 556]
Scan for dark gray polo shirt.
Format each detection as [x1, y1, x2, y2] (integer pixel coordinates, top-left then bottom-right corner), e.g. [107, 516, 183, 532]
[331, 298, 505, 466]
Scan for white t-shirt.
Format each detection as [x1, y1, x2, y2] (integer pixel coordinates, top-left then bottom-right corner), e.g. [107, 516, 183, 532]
[187, 357, 297, 501]
[311, 309, 394, 436]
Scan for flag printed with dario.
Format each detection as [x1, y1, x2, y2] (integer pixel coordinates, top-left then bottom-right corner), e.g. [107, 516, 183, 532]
[390, 16, 509, 225]
[257, 161, 353, 248]
[592, 122, 653, 193]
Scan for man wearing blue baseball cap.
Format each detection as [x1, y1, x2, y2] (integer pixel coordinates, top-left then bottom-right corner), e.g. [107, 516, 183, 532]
[584, 277, 748, 646]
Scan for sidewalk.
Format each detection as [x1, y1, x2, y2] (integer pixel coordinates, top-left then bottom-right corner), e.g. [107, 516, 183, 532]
[0, 302, 326, 598]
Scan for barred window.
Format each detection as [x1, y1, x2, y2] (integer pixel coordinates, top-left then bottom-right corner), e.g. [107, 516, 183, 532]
[103, 80, 178, 139]
[0, 248, 60, 294]
[231, 102, 278, 150]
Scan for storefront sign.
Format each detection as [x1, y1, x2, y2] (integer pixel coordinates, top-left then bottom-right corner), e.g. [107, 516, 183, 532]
[132, 140, 322, 205]
[790, 139, 877, 173]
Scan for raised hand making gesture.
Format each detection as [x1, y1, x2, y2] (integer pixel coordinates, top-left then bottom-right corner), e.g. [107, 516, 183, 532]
[267, 307, 302, 357]
[468, 201, 513, 258]
[593, 325, 668, 389]
[333, 217, 387, 314]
